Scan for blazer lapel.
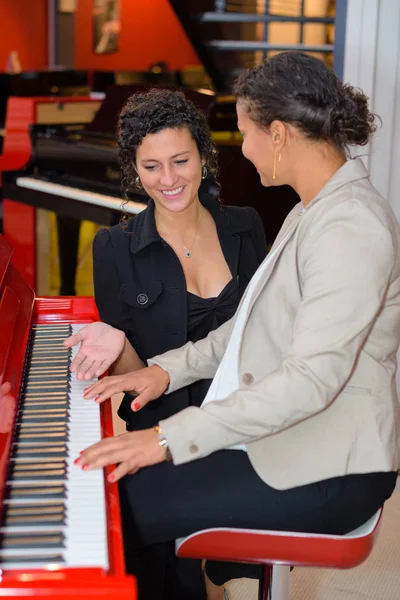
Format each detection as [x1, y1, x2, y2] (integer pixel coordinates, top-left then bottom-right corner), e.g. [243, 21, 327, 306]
[241, 212, 302, 329]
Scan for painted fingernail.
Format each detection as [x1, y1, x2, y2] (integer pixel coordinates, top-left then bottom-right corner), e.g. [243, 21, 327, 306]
[133, 402, 140, 411]
[74, 458, 80, 465]
[79, 451, 84, 454]
[108, 474, 115, 482]
[82, 464, 89, 471]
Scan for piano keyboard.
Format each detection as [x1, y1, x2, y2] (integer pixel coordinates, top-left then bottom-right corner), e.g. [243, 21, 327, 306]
[0, 324, 108, 570]
[16, 176, 147, 215]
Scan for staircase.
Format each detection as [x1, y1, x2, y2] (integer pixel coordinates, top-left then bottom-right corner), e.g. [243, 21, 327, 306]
[169, 0, 346, 92]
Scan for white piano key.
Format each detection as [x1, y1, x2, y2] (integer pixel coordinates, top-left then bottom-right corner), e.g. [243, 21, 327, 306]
[62, 325, 109, 569]
[16, 176, 147, 215]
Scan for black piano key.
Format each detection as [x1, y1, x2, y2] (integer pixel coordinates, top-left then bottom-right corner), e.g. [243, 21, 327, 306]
[30, 338, 69, 344]
[11, 460, 67, 471]
[25, 374, 70, 383]
[22, 392, 70, 399]
[0, 531, 65, 549]
[28, 366, 69, 372]
[22, 383, 70, 390]
[15, 421, 69, 430]
[28, 354, 70, 361]
[11, 461, 67, 474]
[18, 414, 68, 425]
[18, 408, 68, 416]
[12, 456, 66, 465]
[29, 343, 69, 350]
[29, 336, 69, 342]
[32, 325, 70, 329]
[22, 392, 69, 398]
[7, 484, 66, 500]
[31, 330, 69, 336]
[17, 431, 68, 442]
[4, 514, 66, 527]
[23, 375, 69, 382]
[24, 384, 70, 392]
[4, 502, 65, 515]
[10, 470, 66, 481]
[24, 378, 69, 384]
[0, 552, 65, 564]
[13, 446, 68, 459]
[13, 437, 65, 448]
[29, 358, 70, 364]
[20, 401, 70, 410]
[16, 425, 68, 434]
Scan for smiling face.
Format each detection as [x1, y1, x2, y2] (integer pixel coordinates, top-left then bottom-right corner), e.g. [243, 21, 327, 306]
[135, 126, 204, 213]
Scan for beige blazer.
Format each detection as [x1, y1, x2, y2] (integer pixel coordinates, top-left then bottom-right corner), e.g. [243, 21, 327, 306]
[149, 159, 400, 490]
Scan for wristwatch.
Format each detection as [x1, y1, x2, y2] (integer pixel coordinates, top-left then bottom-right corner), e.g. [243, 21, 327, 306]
[154, 424, 173, 462]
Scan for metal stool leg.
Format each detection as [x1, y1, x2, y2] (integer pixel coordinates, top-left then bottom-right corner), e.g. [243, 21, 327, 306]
[270, 566, 291, 600]
[258, 565, 272, 600]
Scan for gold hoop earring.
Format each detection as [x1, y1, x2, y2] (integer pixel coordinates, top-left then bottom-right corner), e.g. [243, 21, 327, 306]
[135, 176, 143, 189]
[272, 150, 281, 180]
[202, 165, 208, 180]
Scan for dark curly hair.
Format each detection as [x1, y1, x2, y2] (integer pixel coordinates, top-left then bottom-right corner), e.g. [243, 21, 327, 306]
[117, 88, 219, 198]
[233, 51, 377, 151]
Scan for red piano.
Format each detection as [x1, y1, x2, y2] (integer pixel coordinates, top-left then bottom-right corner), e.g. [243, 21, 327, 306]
[0, 233, 136, 598]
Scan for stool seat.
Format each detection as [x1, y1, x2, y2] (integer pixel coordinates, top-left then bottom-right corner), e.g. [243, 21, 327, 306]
[176, 508, 381, 569]
[176, 509, 382, 599]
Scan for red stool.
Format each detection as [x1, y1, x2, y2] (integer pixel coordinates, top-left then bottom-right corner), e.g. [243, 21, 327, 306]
[176, 509, 382, 600]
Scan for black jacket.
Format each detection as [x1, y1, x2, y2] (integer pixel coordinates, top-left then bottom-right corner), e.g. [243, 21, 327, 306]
[93, 193, 266, 428]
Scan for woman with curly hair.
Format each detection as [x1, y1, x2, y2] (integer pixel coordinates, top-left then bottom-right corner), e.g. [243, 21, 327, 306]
[65, 88, 266, 598]
[65, 53, 400, 599]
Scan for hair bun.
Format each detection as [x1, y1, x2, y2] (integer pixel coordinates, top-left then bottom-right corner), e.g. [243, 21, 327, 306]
[330, 84, 377, 147]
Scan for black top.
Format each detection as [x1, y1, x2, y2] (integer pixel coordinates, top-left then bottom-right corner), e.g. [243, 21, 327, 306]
[187, 278, 239, 408]
[93, 193, 267, 430]
[187, 278, 239, 342]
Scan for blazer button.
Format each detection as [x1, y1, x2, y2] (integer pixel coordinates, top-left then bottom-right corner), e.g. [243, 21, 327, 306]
[137, 293, 148, 305]
[242, 372, 254, 385]
[189, 443, 199, 454]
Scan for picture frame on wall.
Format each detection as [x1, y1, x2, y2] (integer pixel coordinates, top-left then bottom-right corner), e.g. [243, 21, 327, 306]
[93, 0, 120, 54]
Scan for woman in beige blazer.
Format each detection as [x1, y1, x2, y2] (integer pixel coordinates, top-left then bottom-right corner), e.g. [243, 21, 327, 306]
[67, 52, 400, 600]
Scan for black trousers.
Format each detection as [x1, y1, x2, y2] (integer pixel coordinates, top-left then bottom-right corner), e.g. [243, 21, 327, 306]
[119, 450, 397, 600]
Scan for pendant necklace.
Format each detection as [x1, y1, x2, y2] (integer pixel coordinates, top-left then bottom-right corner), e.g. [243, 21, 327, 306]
[163, 207, 204, 258]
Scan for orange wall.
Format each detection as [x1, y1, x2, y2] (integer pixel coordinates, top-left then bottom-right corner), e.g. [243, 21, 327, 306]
[0, 0, 48, 72]
[75, 0, 200, 71]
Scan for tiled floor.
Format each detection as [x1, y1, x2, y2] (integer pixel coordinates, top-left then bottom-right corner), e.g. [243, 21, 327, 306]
[227, 486, 400, 599]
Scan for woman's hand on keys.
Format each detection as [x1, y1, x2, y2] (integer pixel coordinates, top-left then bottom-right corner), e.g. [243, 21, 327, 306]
[83, 365, 170, 409]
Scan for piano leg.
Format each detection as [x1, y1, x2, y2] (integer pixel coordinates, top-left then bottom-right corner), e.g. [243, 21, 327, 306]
[56, 215, 81, 296]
